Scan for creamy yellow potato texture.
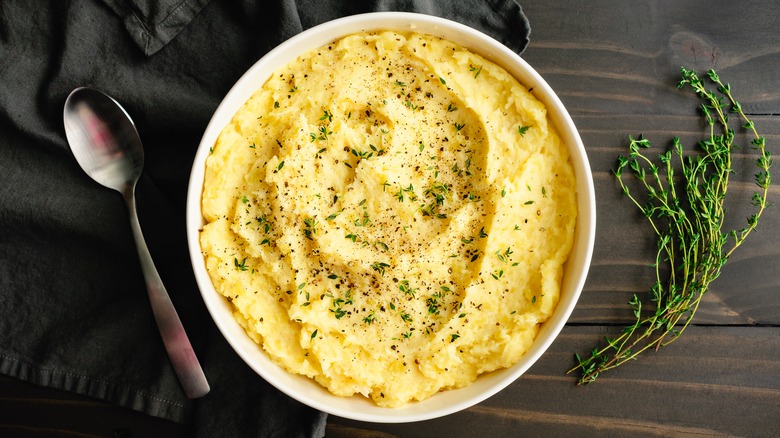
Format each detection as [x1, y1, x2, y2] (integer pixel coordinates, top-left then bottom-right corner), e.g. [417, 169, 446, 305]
[201, 31, 576, 407]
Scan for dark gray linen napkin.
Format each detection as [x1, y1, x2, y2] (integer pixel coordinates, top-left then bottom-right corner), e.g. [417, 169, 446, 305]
[0, 0, 529, 435]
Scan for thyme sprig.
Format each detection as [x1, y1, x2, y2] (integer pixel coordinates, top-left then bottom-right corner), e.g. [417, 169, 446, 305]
[570, 68, 772, 385]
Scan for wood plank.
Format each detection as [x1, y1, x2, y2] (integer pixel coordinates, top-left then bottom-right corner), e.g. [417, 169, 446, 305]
[570, 115, 780, 326]
[512, 0, 780, 329]
[328, 325, 780, 438]
[520, 1, 780, 116]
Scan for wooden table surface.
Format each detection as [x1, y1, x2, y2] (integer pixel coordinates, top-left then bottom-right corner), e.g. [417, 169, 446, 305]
[2, 1, 778, 436]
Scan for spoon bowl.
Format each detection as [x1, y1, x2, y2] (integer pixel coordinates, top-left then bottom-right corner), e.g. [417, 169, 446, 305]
[64, 88, 143, 193]
[64, 87, 210, 399]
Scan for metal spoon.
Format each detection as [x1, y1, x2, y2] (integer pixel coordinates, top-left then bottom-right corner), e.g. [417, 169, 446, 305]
[63, 87, 210, 399]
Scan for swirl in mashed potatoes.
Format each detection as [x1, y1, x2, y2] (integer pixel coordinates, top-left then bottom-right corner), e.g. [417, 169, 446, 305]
[200, 31, 576, 407]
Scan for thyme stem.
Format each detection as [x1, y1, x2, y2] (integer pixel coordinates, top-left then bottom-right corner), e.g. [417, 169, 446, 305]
[569, 67, 773, 385]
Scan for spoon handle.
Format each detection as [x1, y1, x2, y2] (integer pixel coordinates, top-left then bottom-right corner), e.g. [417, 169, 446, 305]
[124, 189, 210, 399]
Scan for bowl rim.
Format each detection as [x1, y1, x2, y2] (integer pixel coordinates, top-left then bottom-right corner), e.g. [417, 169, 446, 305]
[186, 11, 595, 423]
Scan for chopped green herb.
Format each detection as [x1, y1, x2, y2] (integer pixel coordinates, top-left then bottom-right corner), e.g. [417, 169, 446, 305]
[426, 293, 442, 315]
[351, 147, 374, 160]
[329, 289, 353, 319]
[256, 216, 270, 230]
[395, 184, 415, 202]
[310, 125, 332, 142]
[421, 203, 447, 219]
[399, 280, 416, 297]
[375, 241, 389, 251]
[233, 257, 248, 271]
[353, 211, 371, 227]
[369, 144, 386, 156]
[496, 247, 514, 263]
[303, 217, 317, 240]
[371, 261, 390, 276]
[518, 125, 531, 136]
[424, 183, 450, 206]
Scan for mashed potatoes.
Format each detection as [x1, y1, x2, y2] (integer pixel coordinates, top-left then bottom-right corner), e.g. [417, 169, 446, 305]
[200, 31, 576, 407]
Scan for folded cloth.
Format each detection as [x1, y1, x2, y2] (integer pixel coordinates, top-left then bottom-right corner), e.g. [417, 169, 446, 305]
[0, 0, 529, 435]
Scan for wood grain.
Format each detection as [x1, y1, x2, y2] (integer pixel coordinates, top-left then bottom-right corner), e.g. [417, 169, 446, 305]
[572, 114, 780, 326]
[328, 326, 780, 438]
[1, 0, 778, 436]
[521, 0, 780, 116]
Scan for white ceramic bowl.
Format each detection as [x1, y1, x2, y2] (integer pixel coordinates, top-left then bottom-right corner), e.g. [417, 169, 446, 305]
[187, 12, 595, 423]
